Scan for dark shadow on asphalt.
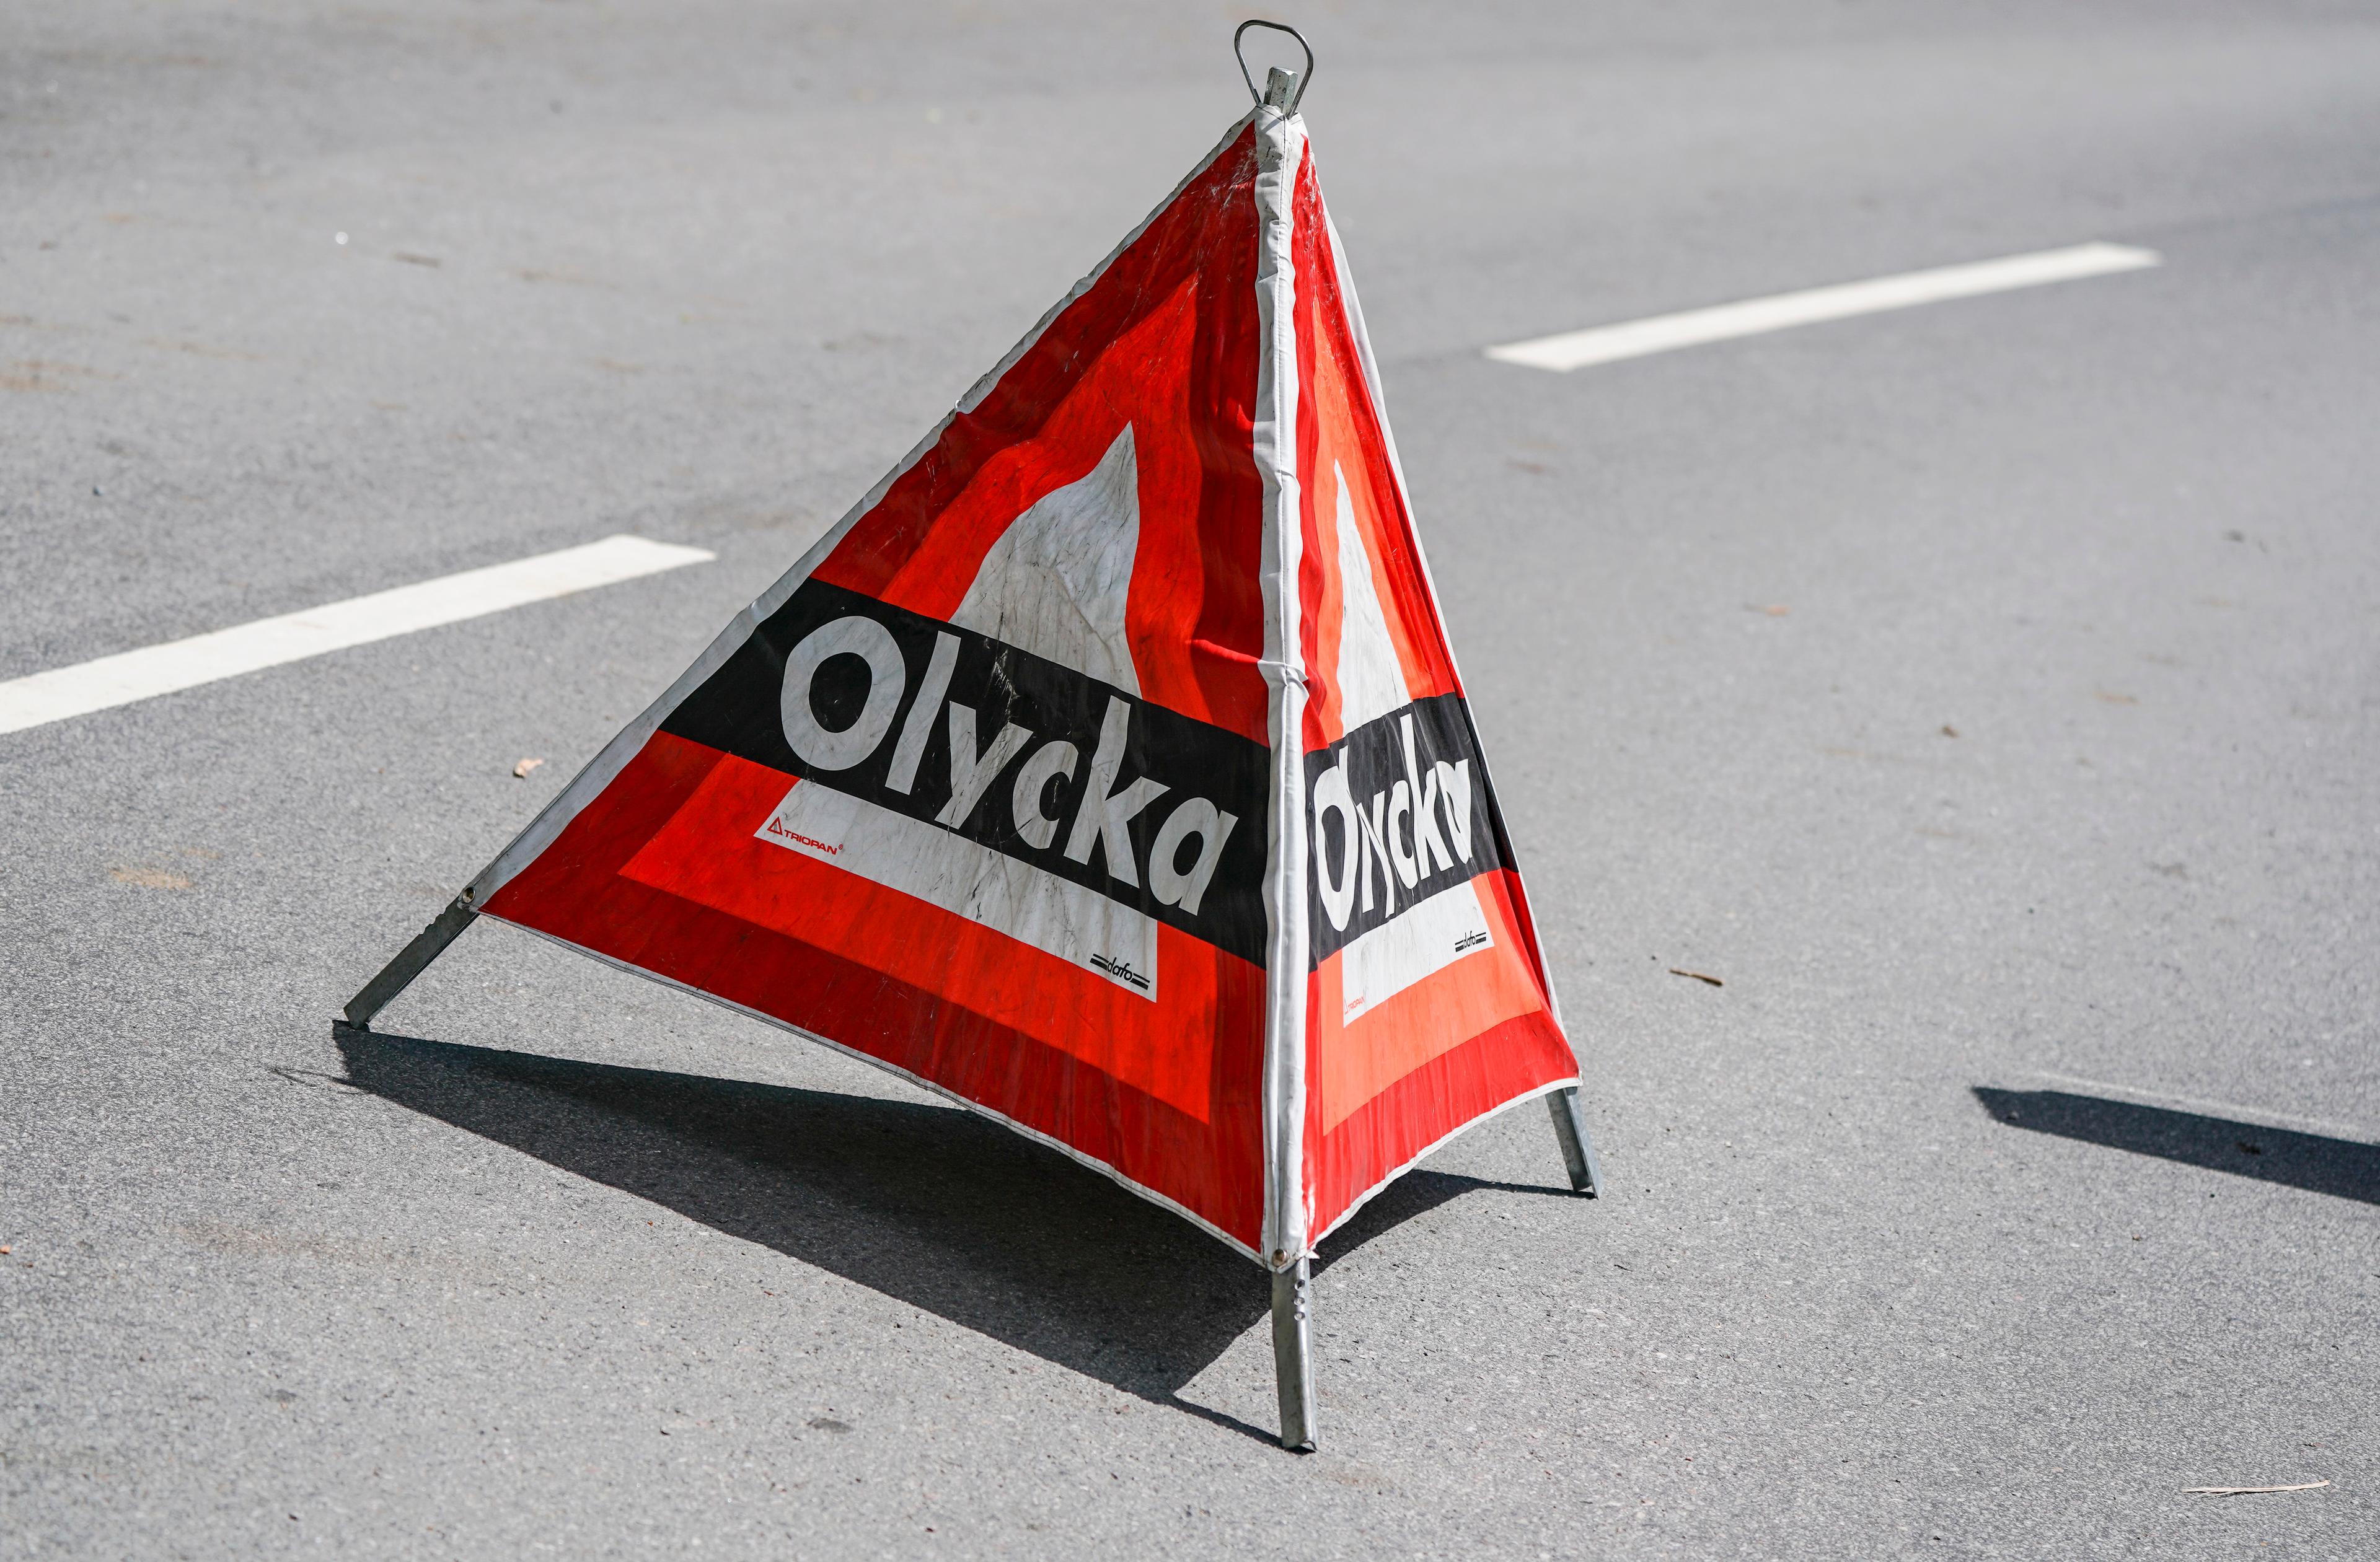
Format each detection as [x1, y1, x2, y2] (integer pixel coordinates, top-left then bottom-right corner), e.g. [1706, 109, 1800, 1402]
[333, 1024, 1562, 1445]
[1973, 1087, 2380, 1204]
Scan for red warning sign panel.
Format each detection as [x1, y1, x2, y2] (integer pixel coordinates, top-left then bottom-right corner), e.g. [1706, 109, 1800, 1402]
[466, 108, 1579, 1265]
[1283, 153, 1577, 1248]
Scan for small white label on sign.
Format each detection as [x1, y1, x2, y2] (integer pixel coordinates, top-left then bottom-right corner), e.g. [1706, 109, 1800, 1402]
[754, 780, 1161, 999]
[1339, 877, 1494, 1023]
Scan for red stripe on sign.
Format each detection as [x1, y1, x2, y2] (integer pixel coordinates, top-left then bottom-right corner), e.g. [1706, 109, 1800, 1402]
[482, 731, 1267, 1248]
[1308, 867, 1552, 1133]
[615, 749, 1240, 1125]
[1306, 1011, 1579, 1248]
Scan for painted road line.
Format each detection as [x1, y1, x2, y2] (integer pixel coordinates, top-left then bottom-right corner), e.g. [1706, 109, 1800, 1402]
[0, 534, 715, 735]
[1484, 242, 2162, 372]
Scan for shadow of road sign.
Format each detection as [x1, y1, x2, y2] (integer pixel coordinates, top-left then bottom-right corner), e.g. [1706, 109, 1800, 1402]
[1973, 1087, 2380, 1205]
[333, 1025, 1566, 1442]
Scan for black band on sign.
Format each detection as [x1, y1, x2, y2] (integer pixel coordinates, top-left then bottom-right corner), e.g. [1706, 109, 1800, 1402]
[1302, 692, 1513, 965]
[660, 577, 1272, 967]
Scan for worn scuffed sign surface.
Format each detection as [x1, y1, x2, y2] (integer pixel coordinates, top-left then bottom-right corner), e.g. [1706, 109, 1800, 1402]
[470, 107, 1579, 1261]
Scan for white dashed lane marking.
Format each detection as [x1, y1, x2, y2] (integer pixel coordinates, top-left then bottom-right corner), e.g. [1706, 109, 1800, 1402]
[3, 244, 2166, 732]
[0, 535, 714, 735]
[1484, 242, 2161, 372]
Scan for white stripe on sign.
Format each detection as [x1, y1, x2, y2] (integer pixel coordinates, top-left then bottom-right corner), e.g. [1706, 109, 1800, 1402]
[1484, 242, 2162, 372]
[744, 778, 1163, 1003]
[0, 534, 715, 735]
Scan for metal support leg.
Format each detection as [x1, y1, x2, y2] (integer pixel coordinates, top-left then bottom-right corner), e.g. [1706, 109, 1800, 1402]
[1271, 1257, 1317, 1452]
[341, 893, 478, 1029]
[1548, 1086, 1603, 1196]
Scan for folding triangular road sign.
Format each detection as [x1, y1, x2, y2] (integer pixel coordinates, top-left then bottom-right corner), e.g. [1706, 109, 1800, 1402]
[344, 67, 1602, 1451]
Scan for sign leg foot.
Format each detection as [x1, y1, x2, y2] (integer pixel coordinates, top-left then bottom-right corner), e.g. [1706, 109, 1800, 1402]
[1271, 1257, 1317, 1452]
[342, 893, 478, 1029]
[1548, 1086, 1604, 1196]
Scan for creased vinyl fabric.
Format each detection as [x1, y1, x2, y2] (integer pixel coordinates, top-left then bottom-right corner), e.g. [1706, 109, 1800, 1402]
[467, 105, 1580, 1268]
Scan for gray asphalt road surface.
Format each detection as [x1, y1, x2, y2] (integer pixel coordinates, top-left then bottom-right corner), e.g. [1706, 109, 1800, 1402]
[6, 2, 2378, 1556]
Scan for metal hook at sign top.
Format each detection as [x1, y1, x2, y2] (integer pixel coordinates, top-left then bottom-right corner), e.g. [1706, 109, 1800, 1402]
[1233, 19, 1313, 114]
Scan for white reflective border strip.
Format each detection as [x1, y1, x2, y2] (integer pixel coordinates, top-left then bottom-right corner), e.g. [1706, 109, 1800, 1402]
[465, 110, 1268, 910]
[1252, 105, 1311, 1270]
[1339, 875, 1495, 1024]
[754, 781, 1161, 999]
